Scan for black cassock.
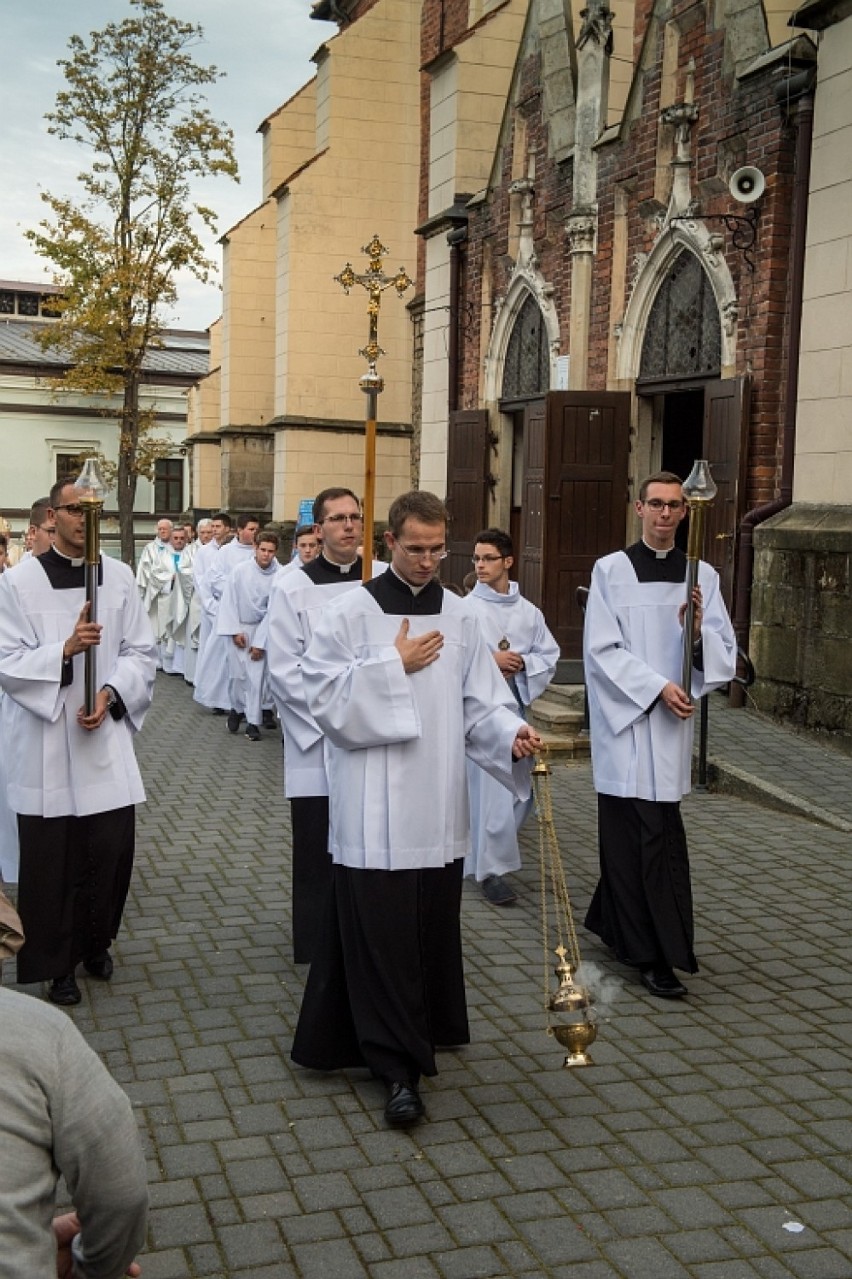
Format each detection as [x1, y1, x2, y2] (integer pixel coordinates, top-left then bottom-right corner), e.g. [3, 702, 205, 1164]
[291, 571, 469, 1087]
[584, 541, 699, 975]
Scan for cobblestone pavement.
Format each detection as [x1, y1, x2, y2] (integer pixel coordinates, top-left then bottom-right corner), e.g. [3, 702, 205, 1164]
[6, 672, 852, 1279]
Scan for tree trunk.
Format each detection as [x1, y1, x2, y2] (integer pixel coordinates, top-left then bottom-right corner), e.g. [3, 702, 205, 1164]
[118, 371, 140, 568]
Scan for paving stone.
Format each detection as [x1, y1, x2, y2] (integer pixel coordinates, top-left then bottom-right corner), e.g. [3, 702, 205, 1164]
[15, 674, 851, 1279]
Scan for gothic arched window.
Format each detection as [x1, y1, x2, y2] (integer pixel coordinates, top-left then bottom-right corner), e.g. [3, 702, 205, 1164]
[501, 294, 551, 400]
[640, 251, 721, 380]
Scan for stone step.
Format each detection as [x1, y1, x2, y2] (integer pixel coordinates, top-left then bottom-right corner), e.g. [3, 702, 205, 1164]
[536, 730, 591, 758]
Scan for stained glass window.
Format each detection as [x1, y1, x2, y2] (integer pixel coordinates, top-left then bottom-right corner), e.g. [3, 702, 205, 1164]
[640, 251, 721, 380]
[502, 294, 551, 400]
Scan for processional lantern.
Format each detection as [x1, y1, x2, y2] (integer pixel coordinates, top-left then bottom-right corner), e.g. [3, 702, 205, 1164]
[680, 459, 717, 698]
[533, 752, 598, 1067]
[335, 236, 413, 581]
[74, 458, 106, 715]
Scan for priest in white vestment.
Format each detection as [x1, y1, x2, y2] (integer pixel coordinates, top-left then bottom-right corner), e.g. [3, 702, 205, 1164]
[135, 518, 176, 669]
[264, 488, 385, 963]
[464, 528, 559, 904]
[217, 531, 281, 739]
[292, 491, 541, 1128]
[0, 478, 156, 1006]
[583, 471, 737, 999]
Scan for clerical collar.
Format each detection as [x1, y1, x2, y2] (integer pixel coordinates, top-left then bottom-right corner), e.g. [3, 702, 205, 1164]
[321, 554, 356, 574]
[389, 564, 432, 596]
[51, 545, 86, 569]
[641, 537, 676, 560]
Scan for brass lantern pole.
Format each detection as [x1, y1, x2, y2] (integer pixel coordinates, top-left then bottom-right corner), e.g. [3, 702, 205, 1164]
[680, 459, 718, 698]
[335, 236, 413, 581]
[74, 458, 107, 715]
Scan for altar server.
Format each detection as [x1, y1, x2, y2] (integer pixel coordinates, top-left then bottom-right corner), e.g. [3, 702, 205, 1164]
[583, 471, 736, 998]
[265, 488, 383, 963]
[291, 491, 541, 1127]
[464, 528, 559, 904]
[0, 478, 156, 1005]
[194, 514, 258, 717]
[217, 530, 281, 740]
[135, 518, 175, 668]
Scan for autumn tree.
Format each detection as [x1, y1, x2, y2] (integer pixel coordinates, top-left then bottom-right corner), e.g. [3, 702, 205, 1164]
[27, 0, 238, 565]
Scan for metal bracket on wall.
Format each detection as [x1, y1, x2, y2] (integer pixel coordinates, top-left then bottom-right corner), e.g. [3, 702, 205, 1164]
[670, 205, 759, 272]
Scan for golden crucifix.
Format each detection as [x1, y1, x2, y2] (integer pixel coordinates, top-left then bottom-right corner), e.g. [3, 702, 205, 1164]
[335, 235, 413, 581]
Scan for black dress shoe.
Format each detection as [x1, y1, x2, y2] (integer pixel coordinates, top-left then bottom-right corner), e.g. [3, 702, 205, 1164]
[262, 710, 277, 729]
[48, 974, 82, 1006]
[640, 966, 687, 998]
[227, 709, 242, 733]
[245, 724, 261, 742]
[83, 951, 114, 981]
[384, 1082, 425, 1127]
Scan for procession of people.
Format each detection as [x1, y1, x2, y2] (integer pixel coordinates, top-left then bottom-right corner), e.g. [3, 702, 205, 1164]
[0, 472, 736, 1131]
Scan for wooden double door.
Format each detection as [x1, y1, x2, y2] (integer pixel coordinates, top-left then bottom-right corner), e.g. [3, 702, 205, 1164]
[445, 379, 749, 660]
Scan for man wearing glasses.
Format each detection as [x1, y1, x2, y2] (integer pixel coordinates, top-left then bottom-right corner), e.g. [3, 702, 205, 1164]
[291, 491, 541, 1127]
[464, 528, 559, 905]
[0, 477, 157, 1006]
[583, 470, 736, 999]
[265, 487, 385, 964]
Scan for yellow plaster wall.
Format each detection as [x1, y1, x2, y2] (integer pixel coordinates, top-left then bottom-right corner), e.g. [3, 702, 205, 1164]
[795, 16, 852, 503]
[220, 202, 277, 429]
[273, 0, 420, 429]
[452, 2, 529, 206]
[273, 428, 411, 522]
[260, 79, 319, 200]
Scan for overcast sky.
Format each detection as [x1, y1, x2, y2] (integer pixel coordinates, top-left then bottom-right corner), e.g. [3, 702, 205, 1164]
[1, 0, 327, 331]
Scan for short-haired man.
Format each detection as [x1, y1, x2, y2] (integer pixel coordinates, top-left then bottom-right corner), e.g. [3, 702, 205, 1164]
[465, 528, 559, 904]
[583, 471, 736, 998]
[217, 531, 281, 741]
[0, 477, 156, 1005]
[160, 526, 188, 676]
[17, 498, 55, 561]
[191, 512, 238, 715]
[289, 523, 320, 567]
[291, 491, 541, 1126]
[0, 985, 148, 1279]
[265, 488, 384, 963]
[198, 514, 260, 727]
[135, 518, 176, 669]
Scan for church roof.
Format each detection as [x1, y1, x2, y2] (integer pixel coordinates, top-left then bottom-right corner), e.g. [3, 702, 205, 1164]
[0, 318, 209, 378]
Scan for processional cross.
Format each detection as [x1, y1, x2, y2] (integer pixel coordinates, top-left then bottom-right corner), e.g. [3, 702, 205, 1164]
[335, 235, 413, 580]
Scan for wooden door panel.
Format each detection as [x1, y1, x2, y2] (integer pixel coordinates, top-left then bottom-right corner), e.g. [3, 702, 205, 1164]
[518, 401, 546, 605]
[543, 392, 631, 659]
[444, 409, 490, 589]
[702, 377, 750, 606]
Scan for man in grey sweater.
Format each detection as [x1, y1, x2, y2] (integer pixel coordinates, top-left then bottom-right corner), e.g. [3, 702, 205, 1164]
[0, 986, 148, 1278]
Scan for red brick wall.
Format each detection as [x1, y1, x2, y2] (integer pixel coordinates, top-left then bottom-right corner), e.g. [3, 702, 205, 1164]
[458, 0, 801, 509]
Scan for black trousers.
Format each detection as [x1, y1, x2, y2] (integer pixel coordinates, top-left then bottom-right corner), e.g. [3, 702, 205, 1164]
[585, 794, 697, 974]
[16, 806, 135, 983]
[290, 796, 332, 964]
[292, 858, 469, 1086]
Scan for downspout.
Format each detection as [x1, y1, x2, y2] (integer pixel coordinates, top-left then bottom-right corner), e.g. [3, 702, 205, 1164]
[729, 75, 815, 706]
[447, 224, 468, 415]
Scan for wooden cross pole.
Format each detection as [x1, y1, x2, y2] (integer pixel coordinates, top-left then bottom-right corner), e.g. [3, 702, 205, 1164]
[335, 235, 412, 581]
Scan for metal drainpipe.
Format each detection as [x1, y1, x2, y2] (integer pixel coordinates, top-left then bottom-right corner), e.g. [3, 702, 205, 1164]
[447, 225, 468, 415]
[729, 76, 815, 708]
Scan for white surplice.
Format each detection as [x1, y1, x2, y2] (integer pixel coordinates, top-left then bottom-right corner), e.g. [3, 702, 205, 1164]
[301, 587, 530, 870]
[463, 581, 559, 882]
[584, 550, 737, 802]
[135, 539, 175, 666]
[0, 556, 156, 818]
[217, 556, 281, 724]
[193, 539, 254, 710]
[0, 692, 19, 880]
[264, 561, 385, 798]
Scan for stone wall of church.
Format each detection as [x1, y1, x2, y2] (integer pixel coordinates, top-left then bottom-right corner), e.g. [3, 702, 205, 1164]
[220, 432, 275, 520]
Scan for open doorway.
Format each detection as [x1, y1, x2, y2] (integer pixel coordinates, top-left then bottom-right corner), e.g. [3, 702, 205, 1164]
[661, 388, 704, 550]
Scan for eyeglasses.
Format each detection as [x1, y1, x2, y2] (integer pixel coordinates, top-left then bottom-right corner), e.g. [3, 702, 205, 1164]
[39, 525, 56, 535]
[395, 542, 448, 562]
[54, 504, 86, 516]
[322, 513, 363, 526]
[471, 554, 504, 564]
[642, 499, 685, 512]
